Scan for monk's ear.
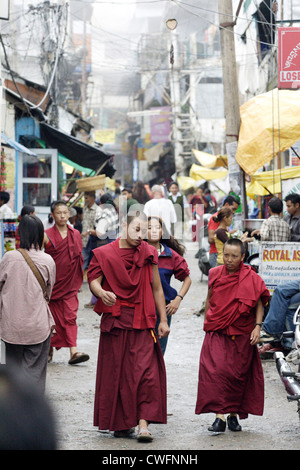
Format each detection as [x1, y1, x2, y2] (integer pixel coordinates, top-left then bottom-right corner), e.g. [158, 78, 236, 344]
[241, 252, 245, 262]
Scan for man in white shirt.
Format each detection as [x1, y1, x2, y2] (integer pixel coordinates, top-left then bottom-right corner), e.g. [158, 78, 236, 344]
[0, 191, 14, 219]
[144, 184, 177, 235]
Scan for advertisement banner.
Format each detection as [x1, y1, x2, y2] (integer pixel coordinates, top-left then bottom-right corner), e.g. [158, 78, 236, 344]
[278, 27, 300, 89]
[259, 242, 300, 293]
[150, 106, 171, 143]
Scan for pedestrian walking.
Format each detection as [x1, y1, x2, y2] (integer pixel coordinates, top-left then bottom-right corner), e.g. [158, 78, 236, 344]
[44, 200, 89, 365]
[0, 215, 56, 393]
[195, 238, 270, 433]
[168, 181, 190, 239]
[84, 193, 119, 309]
[132, 180, 150, 204]
[15, 204, 35, 249]
[81, 191, 98, 272]
[213, 207, 233, 265]
[147, 216, 191, 355]
[120, 187, 141, 216]
[0, 191, 14, 219]
[87, 211, 169, 441]
[208, 195, 240, 268]
[144, 185, 177, 234]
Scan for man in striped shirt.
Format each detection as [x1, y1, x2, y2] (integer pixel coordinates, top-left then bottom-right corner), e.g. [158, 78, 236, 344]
[251, 197, 290, 242]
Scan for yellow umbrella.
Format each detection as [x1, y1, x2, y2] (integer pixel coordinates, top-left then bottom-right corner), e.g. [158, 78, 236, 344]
[189, 163, 228, 181]
[236, 88, 300, 175]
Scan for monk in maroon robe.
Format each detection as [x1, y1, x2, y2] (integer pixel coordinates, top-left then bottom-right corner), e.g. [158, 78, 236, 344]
[195, 238, 270, 433]
[87, 212, 170, 441]
[44, 201, 89, 365]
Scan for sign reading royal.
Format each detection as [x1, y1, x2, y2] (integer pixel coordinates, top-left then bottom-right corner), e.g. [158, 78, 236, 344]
[278, 27, 300, 89]
[259, 242, 300, 294]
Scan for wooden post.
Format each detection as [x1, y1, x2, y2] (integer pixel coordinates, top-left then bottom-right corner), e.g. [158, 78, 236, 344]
[218, 0, 248, 219]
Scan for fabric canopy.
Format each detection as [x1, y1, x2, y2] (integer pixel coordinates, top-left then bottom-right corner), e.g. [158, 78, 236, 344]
[192, 149, 227, 168]
[40, 123, 115, 177]
[236, 88, 300, 175]
[1, 132, 37, 156]
[189, 163, 228, 181]
[177, 176, 197, 191]
[246, 166, 300, 196]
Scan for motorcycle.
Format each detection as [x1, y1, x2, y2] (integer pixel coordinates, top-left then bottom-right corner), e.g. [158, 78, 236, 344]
[274, 303, 300, 421]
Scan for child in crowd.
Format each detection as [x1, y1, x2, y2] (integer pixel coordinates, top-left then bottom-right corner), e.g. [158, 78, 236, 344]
[147, 216, 191, 354]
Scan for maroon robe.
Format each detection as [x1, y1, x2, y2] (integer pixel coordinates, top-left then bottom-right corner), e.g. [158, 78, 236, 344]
[195, 263, 270, 419]
[87, 239, 167, 431]
[45, 225, 83, 348]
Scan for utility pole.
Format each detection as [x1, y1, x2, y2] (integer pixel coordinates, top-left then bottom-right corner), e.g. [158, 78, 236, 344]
[0, 1, 10, 162]
[169, 33, 184, 175]
[218, 0, 248, 221]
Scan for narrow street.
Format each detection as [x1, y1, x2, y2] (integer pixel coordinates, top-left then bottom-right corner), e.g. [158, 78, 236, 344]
[46, 241, 300, 451]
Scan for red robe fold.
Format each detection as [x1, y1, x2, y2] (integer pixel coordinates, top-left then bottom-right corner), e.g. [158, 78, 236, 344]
[87, 239, 158, 329]
[87, 239, 167, 431]
[195, 263, 270, 420]
[204, 263, 270, 335]
[45, 225, 83, 348]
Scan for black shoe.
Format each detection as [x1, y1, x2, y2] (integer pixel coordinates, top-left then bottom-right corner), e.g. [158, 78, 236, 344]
[227, 415, 242, 432]
[208, 418, 226, 433]
[114, 428, 135, 438]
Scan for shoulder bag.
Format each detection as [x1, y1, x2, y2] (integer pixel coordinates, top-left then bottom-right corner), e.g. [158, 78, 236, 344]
[17, 248, 49, 302]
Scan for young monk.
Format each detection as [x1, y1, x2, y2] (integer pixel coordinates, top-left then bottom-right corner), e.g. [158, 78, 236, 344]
[195, 238, 270, 433]
[147, 216, 191, 355]
[87, 211, 170, 442]
[44, 201, 89, 365]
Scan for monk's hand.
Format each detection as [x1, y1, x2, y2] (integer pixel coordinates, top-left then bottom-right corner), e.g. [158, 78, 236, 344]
[158, 321, 170, 338]
[100, 290, 117, 306]
[250, 326, 261, 346]
[166, 296, 181, 316]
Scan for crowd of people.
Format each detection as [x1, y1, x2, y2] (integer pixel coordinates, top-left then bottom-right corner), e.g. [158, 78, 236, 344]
[0, 182, 299, 447]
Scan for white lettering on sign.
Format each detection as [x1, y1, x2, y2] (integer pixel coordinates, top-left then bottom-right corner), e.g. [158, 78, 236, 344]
[280, 70, 300, 81]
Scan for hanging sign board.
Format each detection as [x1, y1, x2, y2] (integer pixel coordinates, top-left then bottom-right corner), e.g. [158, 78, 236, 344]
[259, 242, 300, 294]
[278, 27, 300, 89]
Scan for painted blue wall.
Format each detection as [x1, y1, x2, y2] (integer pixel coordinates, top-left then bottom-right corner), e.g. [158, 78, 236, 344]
[15, 117, 40, 213]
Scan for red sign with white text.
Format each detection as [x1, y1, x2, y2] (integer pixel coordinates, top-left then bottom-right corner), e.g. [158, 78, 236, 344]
[278, 27, 300, 89]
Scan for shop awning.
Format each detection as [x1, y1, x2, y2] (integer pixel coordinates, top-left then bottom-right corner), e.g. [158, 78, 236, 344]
[177, 176, 197, 191]
[236, 88, 300, 175]
[247, 166, 300, 196]
[189, 163, 228, 181]
[192, 149, 227, 168]
[40, 123, 115, 177]
[1, 132, 37, 156]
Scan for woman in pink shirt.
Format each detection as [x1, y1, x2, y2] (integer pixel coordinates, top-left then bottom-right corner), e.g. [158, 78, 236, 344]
[0, 215, 56, 393]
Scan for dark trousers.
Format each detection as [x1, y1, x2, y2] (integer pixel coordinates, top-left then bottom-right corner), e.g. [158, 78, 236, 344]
[4, 335, 51, 394]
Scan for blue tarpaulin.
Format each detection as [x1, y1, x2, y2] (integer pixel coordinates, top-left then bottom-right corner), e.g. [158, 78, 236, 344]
[1, 132, 37, 156]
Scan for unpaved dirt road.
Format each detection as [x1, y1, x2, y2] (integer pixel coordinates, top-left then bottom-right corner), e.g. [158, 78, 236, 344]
[45, 242, 300, 451]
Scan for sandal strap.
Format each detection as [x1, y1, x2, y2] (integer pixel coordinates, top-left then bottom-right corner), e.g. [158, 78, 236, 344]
[138, 427, 152, 436]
